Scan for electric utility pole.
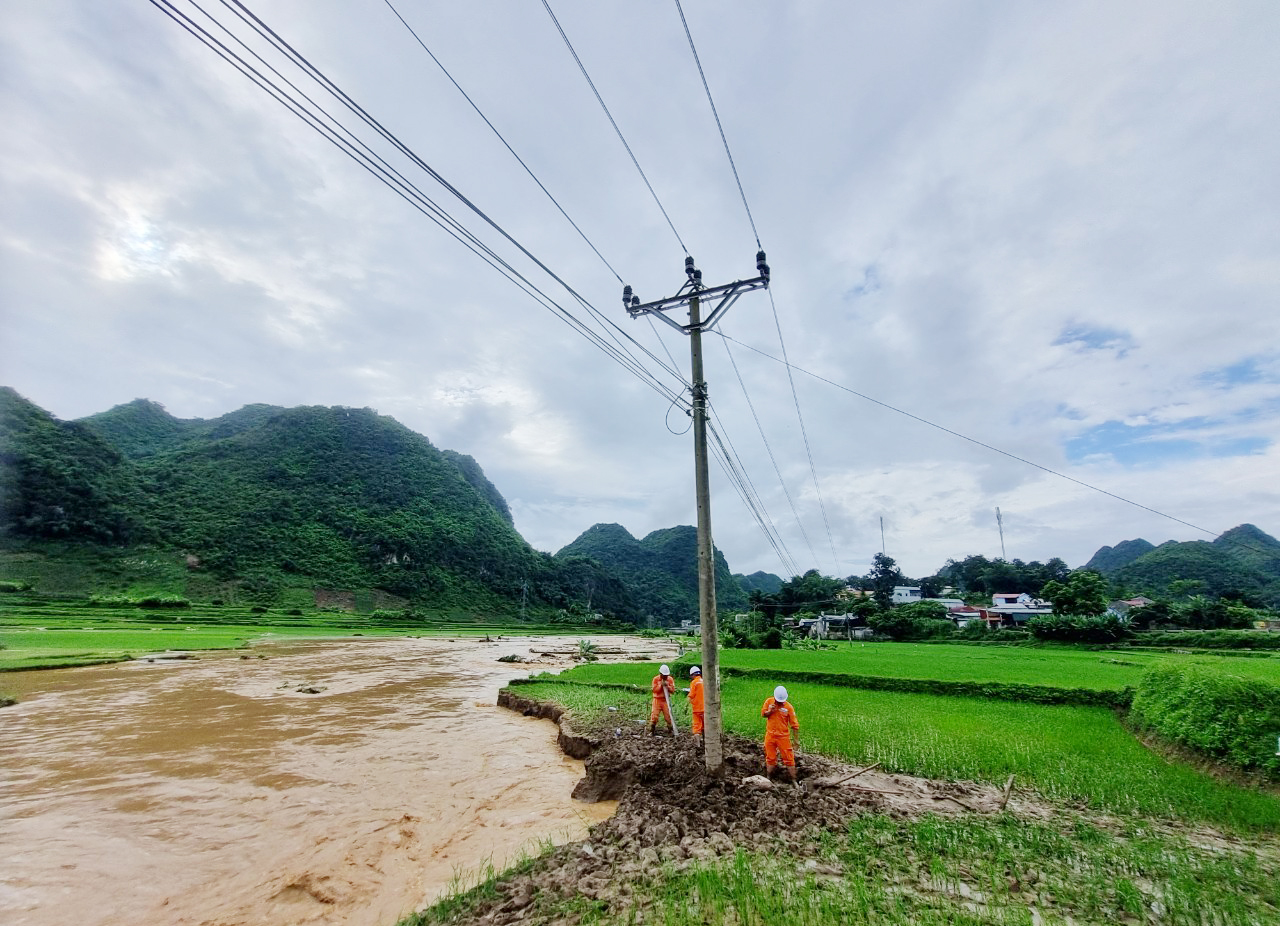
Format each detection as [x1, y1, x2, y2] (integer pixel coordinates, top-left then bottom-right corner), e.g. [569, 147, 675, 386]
[623, 251, 770, 774]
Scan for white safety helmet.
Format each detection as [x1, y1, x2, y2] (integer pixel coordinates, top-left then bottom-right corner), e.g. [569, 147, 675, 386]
[689, 666, 702, 676]
[660, 664, 671, 676]
[774, 685, 788, 703]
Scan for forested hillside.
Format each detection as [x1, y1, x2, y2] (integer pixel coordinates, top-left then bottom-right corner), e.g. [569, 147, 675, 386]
[0, 387, 140, 542]
[736, 570, 784, 595]
[1083, 538, 1156, 574]
[555, 522, 747, 624]
[0, 390, 636, 619]
[1086, 524, 1280, 607]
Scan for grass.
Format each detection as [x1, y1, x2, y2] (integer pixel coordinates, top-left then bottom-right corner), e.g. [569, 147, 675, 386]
[405, 812, 1278, 926]
[647, 815, 1275, 925]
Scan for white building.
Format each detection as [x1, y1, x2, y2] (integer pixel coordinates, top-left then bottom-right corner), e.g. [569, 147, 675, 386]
[892, 586, 922, 605]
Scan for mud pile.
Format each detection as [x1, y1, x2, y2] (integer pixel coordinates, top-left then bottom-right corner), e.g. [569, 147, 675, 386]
[441, 731, 1011, 925]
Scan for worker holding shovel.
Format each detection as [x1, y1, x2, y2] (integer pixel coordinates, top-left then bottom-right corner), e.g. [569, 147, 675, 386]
[761, 685, 800, 783]
[648, 664, 677, 735]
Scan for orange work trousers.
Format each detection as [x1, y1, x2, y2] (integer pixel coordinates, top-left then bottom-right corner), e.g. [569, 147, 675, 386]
[764, 731, 795, 767]
[691, 711, 704, 735]
[649, 698, 674, 729]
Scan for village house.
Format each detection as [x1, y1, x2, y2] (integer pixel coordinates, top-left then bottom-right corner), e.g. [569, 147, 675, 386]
[891, 586, 922, 604]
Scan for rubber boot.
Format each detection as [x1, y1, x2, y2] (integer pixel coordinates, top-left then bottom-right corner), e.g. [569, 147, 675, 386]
[786, 766, 798, 785]
[765, 762, 777, 780]
[693, 734, 703, 750]
[647, 722, 656, 736]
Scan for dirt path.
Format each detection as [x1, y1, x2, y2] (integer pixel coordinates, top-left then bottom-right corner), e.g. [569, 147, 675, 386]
[0, 634, 677, 926]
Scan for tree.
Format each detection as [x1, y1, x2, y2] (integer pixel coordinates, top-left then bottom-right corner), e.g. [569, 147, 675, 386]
[868, 553, 904, 609]
[1041, 570, 1109, 617]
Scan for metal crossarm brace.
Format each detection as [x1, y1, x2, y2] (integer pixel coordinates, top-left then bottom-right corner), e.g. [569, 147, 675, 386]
[626, 275, 769, 334]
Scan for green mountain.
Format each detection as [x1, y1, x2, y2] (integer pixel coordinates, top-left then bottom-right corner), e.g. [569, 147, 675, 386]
[1, 390, 634, 619]
[1090, 524, 1280, 607]
[0, 387, 140, 543]
[736, 570, 784, 595]
[555, 523, 747, 624]
[1083, 538, 1155, 574]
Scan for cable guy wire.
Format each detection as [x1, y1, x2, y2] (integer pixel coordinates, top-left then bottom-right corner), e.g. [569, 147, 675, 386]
[715, 331, 1234, 544]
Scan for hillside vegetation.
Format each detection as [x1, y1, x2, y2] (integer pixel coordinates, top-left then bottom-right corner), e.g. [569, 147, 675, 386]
[555, 523, 747, 624]
[0, 389, 635, 620]
[1086, 524, 1280, 607]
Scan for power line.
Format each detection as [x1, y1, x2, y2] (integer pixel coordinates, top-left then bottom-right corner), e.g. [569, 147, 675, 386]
[539, 0, 689, 255]
[714, 330, 1232, 543]
[718, 332, 819, 567]
[763, 289, 842, 575]
[378, 0, 625, 285]
[706, 413, 800, 578]
[668, 1, 839, 574]
[218, 0, 689, 394]
[155, 0, 688, 410]
[670, 0, 759, 248]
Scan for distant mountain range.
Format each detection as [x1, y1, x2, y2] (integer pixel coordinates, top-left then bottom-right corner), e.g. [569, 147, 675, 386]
[7, 387, 1274, 617]
[555, 523, 751, 623]
[0, 389, 776, 623]
[1084, 524, 1280, 607]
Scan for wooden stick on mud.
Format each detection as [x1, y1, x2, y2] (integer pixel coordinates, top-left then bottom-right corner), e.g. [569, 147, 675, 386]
[998, 774, 1016, 811]
[829, 761, 881, 787]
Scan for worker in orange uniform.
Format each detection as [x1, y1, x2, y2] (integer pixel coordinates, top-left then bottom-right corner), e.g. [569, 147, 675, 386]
[761, 685, 800, 782]
[648, 664, 676, 735]
[687, 666, 705, 746]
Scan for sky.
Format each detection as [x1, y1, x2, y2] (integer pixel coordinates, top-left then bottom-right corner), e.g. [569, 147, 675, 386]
[3, 0, 1278, 580]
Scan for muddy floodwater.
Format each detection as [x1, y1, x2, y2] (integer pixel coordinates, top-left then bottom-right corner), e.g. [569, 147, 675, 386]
[1, 635, 671, 926]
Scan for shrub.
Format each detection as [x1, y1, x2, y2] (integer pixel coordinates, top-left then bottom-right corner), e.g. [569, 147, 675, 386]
[0, 580, 31, 592]
[1129, 664, 1280, 780]
[1026, 614, 1130, 644]
[1131, 630, 1280, 650]
[136, 595, 191, 609]
[868, 611, 954, 641]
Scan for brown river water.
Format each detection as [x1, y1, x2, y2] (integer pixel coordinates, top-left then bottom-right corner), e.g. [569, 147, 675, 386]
[1, 635, 672, 926]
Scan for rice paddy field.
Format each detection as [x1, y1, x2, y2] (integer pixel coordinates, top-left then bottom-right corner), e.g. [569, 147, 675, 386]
[513, 675, 1280, 832]
[547, 642, 1280, 691]
[411, 644, 1280, 926]
[717, 643, 1280, 688]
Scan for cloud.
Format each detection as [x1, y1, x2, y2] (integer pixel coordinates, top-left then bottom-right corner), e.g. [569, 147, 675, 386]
[3, 0, 1280, 580]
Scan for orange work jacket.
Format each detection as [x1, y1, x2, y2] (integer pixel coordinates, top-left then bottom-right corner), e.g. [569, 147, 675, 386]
[688, 675, 705, 712]
[651, 674, 675, 700]
[761, 697, 799, 736]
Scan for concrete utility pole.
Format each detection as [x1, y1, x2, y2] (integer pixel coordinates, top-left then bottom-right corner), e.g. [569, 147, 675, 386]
[623, 252, 770, 774]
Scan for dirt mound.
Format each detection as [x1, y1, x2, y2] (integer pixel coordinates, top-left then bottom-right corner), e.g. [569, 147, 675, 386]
[433, 730, 1016, 924]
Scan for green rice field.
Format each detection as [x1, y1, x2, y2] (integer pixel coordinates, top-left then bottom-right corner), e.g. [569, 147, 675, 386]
[715, 643, 1280, 689]
[513, 667, 1280, 832]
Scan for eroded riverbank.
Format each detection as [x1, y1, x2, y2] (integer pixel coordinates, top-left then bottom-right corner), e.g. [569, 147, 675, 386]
[0, 634, 676, 926]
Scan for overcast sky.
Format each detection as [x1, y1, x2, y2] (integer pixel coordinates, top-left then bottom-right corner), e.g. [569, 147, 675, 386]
[3, 0, 1278, 579]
